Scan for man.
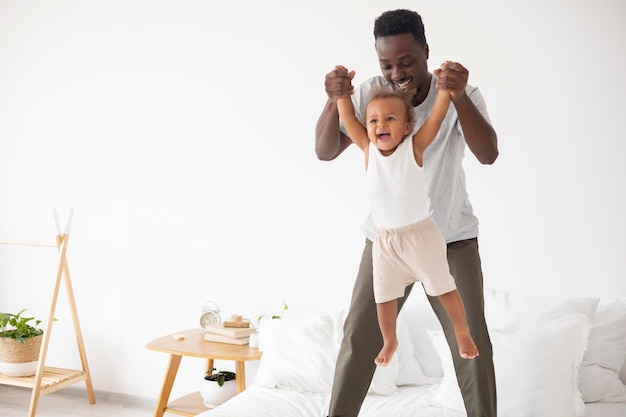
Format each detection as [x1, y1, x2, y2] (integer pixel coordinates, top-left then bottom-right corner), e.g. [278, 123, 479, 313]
[315, 9, 498, 417]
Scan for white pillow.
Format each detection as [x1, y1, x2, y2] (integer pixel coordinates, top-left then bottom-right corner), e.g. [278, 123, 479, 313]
[253, 310, 417, 396]
[367, 309, 428, 394]
[402, 288, 600, 380]
[428, 314, 591, 417]
[254, 313, 340, 394]
[484, 288, 600, 330]
[394, 308, 427, 386]
[400, 289, 446, 378]
[578, 297, 626, 403]
[368, 355, 398, 396]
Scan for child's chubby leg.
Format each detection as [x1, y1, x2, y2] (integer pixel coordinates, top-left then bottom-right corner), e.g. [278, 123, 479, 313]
[438, 290, 479, 359]
[375, 299, 399, 366]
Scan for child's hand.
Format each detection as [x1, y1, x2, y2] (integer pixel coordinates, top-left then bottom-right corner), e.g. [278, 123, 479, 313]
[433, 61, 468, 101]
[335, 65, 355, 80]
[325, 65, 355, 102]
[433, 61, 452, 98]
[433, 60, 451, 76]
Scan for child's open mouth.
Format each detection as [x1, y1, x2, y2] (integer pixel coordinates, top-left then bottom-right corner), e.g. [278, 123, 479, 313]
[377, 132, 391, 142]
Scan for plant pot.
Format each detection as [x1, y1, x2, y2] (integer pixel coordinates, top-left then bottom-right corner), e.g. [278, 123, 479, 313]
[0, 334, 43, 377]
[200, 378, 237, 408]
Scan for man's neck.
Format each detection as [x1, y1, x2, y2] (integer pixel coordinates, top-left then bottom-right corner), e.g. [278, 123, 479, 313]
[411, 73, 432, 107]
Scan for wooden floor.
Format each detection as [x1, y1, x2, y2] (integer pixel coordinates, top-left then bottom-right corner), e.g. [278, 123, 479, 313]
[0, 385, 155, 417]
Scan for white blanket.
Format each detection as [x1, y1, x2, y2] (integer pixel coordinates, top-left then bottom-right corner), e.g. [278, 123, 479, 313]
[204, 384, 626, 417]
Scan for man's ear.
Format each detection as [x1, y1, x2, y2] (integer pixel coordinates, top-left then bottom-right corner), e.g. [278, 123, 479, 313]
[423, 43, 429, 60]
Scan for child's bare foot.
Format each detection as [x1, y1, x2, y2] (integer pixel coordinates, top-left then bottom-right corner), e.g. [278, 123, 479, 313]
[456, 332, 479, 359]
[374, 340, 398, 366]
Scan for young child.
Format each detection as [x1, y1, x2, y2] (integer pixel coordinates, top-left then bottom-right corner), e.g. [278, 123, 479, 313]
[335, 62, 479, 366]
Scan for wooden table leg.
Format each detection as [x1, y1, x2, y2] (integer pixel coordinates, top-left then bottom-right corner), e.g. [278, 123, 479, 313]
[153, 354, 182, 417]
[205, 358, 215, 374]
[235, 361, 246, 393]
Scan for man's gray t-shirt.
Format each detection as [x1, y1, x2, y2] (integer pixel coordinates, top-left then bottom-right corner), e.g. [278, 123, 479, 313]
[342, 75, 491, 244]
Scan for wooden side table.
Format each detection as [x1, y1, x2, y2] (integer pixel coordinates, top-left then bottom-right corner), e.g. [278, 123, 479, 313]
[147, 328, 261, 417]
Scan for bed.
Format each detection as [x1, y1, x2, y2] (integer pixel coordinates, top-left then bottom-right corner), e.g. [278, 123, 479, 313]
[201, 289, 626, 417]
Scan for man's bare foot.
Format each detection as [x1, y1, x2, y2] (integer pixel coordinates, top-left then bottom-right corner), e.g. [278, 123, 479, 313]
[457, 332, 479, 359]
[374, 340, 398, 366]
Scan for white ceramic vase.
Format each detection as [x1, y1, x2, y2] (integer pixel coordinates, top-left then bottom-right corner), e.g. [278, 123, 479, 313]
[200, 378, 237, 408]
[0, 360, 39, 377]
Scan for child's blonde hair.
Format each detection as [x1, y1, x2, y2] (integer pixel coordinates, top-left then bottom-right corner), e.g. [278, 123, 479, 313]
[367, 87, 415, 128]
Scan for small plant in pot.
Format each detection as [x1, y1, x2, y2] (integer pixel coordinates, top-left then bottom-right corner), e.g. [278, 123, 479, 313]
[257, 300, 289, 323]
[200, 368, 237, 408]
[255, 300, 288, 351]
[0, 309, 46, 377]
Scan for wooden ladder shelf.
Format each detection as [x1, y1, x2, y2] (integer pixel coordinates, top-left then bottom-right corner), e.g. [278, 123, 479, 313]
[0, 210, 95, 416]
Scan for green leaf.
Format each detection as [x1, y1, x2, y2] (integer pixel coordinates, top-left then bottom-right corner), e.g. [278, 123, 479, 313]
[0, 310, 49, 343]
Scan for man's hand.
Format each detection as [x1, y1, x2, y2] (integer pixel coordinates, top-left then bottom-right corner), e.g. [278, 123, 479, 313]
[325, 65, 355, 101]
[433, 61, 468, 102]
[316, 66, 358, 160]
[435, 61, 498, 164]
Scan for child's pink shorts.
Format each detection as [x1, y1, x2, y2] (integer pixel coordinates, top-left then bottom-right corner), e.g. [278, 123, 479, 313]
[373, 216, 457, 303]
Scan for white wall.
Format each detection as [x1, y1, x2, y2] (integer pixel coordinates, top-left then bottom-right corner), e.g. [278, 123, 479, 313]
[1, 0, 625, 402]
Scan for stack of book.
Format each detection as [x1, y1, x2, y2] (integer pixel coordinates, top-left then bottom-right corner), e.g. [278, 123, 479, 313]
[202, 323, 257, 345]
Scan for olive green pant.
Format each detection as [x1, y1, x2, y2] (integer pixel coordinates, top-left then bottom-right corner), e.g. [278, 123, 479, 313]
[327, 238, 497, 417]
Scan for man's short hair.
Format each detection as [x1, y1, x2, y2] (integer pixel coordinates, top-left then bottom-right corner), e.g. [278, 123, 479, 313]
[373, 9, 427, 45]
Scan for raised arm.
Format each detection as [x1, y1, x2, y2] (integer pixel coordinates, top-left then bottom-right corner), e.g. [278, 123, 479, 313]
[336, 95, 370, 152]
[434, 61, 498, 165]
[315, 66, 356, 161]
[412, 86, 451, 156]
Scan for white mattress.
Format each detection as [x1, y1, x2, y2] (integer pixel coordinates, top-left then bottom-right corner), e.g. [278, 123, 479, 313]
[201, 384, 626, 417]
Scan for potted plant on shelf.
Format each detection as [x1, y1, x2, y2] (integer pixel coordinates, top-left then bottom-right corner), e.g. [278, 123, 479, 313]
[256, 300, 289, 323]
[200, 368, 237, 408]
[0, 309, 46, 377]
[255, 300, 288, 350]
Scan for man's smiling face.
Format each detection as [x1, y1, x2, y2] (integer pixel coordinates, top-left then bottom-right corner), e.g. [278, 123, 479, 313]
[375, 33, 430, 107]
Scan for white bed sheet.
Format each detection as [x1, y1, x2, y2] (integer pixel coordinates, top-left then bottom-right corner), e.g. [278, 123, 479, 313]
[204, 386, 329, 417]
[585, 402, 626, 417]
[201, 384, 626, 417]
